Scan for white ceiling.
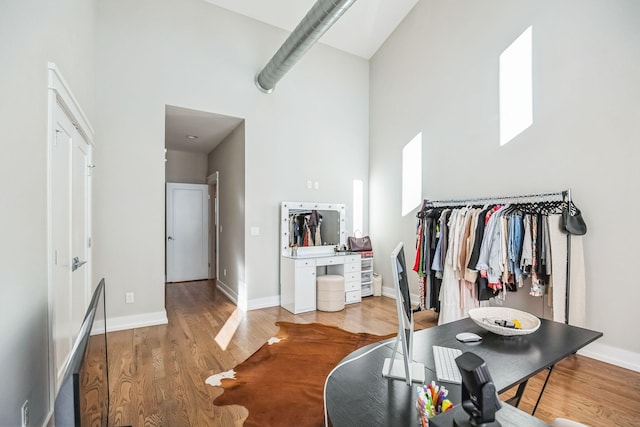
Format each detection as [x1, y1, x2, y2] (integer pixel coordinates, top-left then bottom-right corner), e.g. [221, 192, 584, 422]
[165, 105, 243, 154]
[166, 1, 418, 154]
[203, 0, 419, 59]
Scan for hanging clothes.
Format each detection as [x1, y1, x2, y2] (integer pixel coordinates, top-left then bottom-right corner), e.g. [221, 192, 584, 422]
[415, 194, 582, 325]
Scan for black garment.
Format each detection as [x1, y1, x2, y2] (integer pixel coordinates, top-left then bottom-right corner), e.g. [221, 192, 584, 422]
[476, 276, 495, 301]
[467, 208, 491, 270]
[308, 210, 322, 245]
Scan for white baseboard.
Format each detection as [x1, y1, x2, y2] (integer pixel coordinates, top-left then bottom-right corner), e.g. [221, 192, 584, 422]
[382, 286, 395, 299]
[216, 279, 238, 304]
[247, 295, 280, 310]
[578, 341, 640, 373]
[381, 286, 420, 305]
[106, 310, 168, 332]
[215, 280, 279, 311]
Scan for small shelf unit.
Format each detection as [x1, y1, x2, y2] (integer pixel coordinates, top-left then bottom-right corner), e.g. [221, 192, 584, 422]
[359, 251, 374, 297]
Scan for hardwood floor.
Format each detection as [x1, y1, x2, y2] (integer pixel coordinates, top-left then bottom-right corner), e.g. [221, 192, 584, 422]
[105, 280, 640, 426]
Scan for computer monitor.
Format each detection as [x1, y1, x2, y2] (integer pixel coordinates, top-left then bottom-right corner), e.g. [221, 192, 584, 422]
[55, 278, 110, 426]
[382, 242, 425, 385]
[453, 352, 502, 427]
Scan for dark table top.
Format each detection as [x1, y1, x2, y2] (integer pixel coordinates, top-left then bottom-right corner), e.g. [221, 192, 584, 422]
[325, 317, 602, 427]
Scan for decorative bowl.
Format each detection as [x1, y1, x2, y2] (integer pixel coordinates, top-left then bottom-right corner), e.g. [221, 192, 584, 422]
[468, 307, 541, 336]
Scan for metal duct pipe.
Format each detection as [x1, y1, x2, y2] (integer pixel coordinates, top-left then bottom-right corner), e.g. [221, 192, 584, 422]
[255, 0, 357, 93]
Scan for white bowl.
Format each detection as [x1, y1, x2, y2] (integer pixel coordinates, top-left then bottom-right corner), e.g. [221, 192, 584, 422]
[468, 307, 541, 336]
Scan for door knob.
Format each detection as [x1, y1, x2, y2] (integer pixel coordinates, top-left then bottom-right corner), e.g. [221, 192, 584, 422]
[168, 236, 174, 240]
[72, 257, 87, 272]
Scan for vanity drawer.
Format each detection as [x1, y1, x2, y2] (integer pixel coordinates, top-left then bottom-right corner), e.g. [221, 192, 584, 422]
[345, 290, 362, 304]
[295, 259, 316, 268]
[344, 272, 360, 282]
[316, 256, 342, 266]
[343, 262, 361, 273]
[345, 280, 360, 292]
[345, 255, 361, 264]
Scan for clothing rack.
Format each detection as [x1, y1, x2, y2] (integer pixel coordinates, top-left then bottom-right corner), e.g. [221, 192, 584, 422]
[423, 189, 571, 208]
[419, 189, 572, 324]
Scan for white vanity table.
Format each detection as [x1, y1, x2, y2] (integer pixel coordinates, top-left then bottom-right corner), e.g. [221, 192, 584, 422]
[279, 202, 362, 314]
[280, 253, 361, 314]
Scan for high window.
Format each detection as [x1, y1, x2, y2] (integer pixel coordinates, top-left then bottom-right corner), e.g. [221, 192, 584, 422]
[500, 26, 533, 145]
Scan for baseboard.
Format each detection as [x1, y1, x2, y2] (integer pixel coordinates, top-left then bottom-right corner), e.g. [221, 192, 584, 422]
[216, 280, 279, 311]
[381, 286, 419, 305]
[216, 279, 238, 304]
[578, 341, 640, 373]
[247, 295, 280, 310]
[382, 286, 395, 299]
[106, 310, 168, 332]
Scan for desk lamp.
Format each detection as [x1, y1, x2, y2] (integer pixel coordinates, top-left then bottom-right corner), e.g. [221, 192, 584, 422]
[453, 352, 502, 427]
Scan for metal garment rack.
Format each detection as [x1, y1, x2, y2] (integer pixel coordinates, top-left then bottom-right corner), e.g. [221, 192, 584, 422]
[424, 189, 571, 208]
[422, 189, 572, 325]
[422, 189, 573, 416]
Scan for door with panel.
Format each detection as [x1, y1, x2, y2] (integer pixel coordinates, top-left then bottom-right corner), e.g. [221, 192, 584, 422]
[51, 101, 92, 390]
[166, 183, 209, 282]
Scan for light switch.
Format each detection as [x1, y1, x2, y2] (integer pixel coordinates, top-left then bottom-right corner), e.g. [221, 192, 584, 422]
[307, 180, 312, 189]
[314, 181, 319, 190]
[251, 226, 260, 236]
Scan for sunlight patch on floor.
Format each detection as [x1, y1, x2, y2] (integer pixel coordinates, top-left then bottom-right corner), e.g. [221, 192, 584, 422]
[214, 307, 243, 350]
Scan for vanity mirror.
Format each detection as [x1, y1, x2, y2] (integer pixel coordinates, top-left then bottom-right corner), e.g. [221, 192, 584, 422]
[281, 201, 346, 257]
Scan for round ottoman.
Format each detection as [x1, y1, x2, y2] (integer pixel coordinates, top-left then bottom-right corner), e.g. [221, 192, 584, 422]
[316, 274, 345, 312]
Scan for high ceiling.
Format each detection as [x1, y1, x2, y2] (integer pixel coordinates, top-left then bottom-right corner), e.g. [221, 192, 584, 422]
[204, 0, 419, 59]
[166, 1, 419, 154]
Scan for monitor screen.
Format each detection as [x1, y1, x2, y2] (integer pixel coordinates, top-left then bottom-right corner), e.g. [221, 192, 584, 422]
[391, 242, 412, 325]
[383, 242, 425, 384]
[55, 278, 109, 426]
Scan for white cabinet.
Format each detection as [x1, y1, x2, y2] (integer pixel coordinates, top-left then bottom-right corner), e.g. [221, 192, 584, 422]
[360, 253, 374, 297]
[280, 257, 317, 314]
[280, 253, 362, 313]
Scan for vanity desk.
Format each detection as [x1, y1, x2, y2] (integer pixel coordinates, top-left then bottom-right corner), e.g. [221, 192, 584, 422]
[280, 252, 361, 314]
[280, 201, 362, 314]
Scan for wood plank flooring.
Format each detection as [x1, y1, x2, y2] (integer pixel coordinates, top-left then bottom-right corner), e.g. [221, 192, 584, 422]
[104, 280, 640, 426]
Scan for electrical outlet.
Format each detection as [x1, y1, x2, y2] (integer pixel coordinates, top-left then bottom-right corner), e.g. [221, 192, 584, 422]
[125, 292, 134, 304]
[21, 400, 29, 427]
[223, 268, 227, 277]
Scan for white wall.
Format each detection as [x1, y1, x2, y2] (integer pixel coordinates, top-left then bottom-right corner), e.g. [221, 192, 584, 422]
[207, 122, 246, 305]
[0, 0, 96, 424]
[165, 150, 208, 184]
[370, 0, 640, 368]
[94, 0, 369, 322]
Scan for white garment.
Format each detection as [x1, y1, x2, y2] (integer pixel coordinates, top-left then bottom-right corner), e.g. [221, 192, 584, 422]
[439, 210, 462, 325]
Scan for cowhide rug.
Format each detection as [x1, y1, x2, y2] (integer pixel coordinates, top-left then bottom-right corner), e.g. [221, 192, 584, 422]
[207, 322, 393, 427]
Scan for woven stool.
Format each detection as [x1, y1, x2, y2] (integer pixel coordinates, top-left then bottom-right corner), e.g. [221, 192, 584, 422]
[316, 274, 345, 312]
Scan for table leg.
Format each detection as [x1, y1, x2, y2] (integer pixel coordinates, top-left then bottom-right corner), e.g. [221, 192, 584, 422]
[532, 364, 555, 416]
[505, 380, 529, 407]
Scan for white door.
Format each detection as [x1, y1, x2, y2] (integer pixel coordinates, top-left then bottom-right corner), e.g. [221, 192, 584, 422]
[51, 101, 92, 390]
[71, 133, 90, 330]
[166, 183, 209, 282]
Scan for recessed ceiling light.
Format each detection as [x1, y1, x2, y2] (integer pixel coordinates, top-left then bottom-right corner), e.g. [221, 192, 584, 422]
[186, 134, 199, 140]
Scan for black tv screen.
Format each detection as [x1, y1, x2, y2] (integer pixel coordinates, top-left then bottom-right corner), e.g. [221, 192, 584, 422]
[55, 278, 109, 426]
